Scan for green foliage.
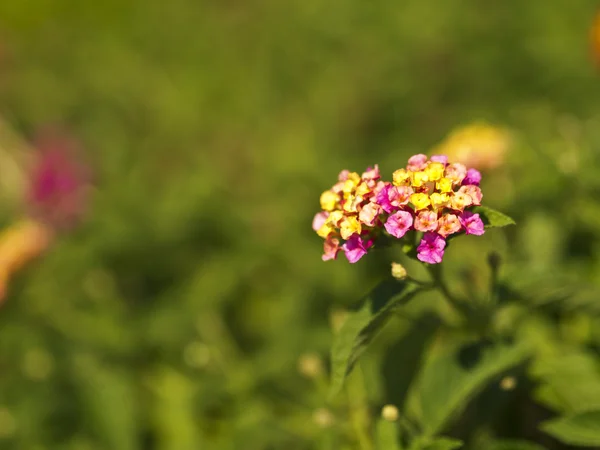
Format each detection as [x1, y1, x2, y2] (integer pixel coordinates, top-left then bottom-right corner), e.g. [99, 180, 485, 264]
[409, 436, 464, 450]
[486, 440, 547, 450]
[540, 411, 600, 447]
[0, 0, 599, 449]
[407, 342, 531, 436]
[376, 419, 402, 450]
[471, 206, 516, 229]
[329, 279, 424, 398]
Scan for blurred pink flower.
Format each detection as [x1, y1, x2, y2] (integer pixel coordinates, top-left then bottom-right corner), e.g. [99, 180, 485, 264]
[26, 131, 90, 229]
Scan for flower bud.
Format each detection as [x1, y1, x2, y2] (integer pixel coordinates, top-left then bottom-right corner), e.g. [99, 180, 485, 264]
[381, 404, 399, 422]
[391, 262, 407, 280]
[500, 376, 517, 391]
[297, 352, 324, 379]
[313, 408, 334, 428]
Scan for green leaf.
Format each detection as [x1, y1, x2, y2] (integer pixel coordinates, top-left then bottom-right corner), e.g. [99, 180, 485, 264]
[376, 419, 402, 450]
[471, 206, 515, 228]
[328, 279, 424, 399]
[531, 351, 600, 414]
[407, 341, 530, 436]
[410, 436, 463, 450]
[71, 354, 138, 450]
[541, 410, 600, 447]
[486, 440, 547, 450]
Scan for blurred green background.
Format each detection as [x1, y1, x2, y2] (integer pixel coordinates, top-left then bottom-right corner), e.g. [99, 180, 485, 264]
[0, 0, 600, 449]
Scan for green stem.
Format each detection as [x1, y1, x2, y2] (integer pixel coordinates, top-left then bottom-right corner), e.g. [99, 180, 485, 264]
[427, 264, 466, 317]
[346, 365, 374, 450]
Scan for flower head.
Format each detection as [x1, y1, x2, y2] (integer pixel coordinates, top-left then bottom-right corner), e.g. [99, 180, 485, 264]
[314, 155, 488, 264]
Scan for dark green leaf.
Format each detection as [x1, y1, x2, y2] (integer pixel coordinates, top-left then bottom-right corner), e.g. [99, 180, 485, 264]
[541, 410, 600, 446]
[471, 206, 516, 228]
[486, 440, 547, 450]
[407, 341, 530, 436]
[329, 279, 424, 399]
[410, 436, 463, 450]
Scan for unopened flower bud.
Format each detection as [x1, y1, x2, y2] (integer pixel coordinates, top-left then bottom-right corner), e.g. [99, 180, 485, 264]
[500, 376, 517, 391]
[313, 408, 334, 428]
[297, 352, 324, 379]
[381, 404, 399, 422]
[391, 263, 407, 280]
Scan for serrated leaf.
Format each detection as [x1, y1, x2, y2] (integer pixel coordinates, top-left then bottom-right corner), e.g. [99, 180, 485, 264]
[541, 410, 600, 446]
[376, 419, 402, 450]
[471, 206, 515, 228]
[410, 436, 463, 450]
[486, 440, 547, 450]
[408, 341, 530, 436]
[329, 279, 424, 399]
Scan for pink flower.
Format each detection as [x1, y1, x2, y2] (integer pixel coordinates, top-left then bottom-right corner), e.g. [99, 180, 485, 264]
[459, 185, 482, 205]
[342, 234, 372, 263]
[437, 214, 461, 237]
[358, 202, 382, 226]
[414, 210, 438, 232]
[27, 131, 90, 229]
[389, 185, 413, 208]
[460, 211, 485, 235]
[445, 163, 467, 184]
[338, 170, 350, 181]
[312, 212, 329, 231]
[463, 168, 481, 186]
[375, 183, 395, 213]
[430, 155, 448, 165]
[322, 236, 340, 261]
[384, 211, 413, 239]
[407, 154, 428, 171]
[361, 165, 380, 181]
[417, 233, 446, 264]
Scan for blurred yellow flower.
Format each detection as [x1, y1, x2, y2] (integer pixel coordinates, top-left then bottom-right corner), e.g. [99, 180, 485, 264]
[430, 122, 511, 171]
[0, 219, 54, 305]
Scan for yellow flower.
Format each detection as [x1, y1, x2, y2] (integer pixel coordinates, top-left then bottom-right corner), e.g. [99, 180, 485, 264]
[392, 168, 411, 186]
[429, 192, 449, 209]
[326, 210, 344, 226]
[436, 177, 453, 193]
[410, 193, 430, 210]
[355, 182, 371, 197]
[343, 194, 363, 213]
[424, 162, 445, 181]
[340, 216, 361, 239]
[449, 192, 473, 211]
[317, 223, 335, 238]
[411, 171, 429, 187]
[320, 190, 338, 211]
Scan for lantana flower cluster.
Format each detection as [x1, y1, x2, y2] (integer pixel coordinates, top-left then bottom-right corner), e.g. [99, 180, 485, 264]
[313, 154, 485, 264]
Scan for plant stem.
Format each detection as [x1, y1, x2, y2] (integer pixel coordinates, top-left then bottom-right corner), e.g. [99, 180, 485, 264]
[427, 264, 466, 317]
[346, 365, 374, 450]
